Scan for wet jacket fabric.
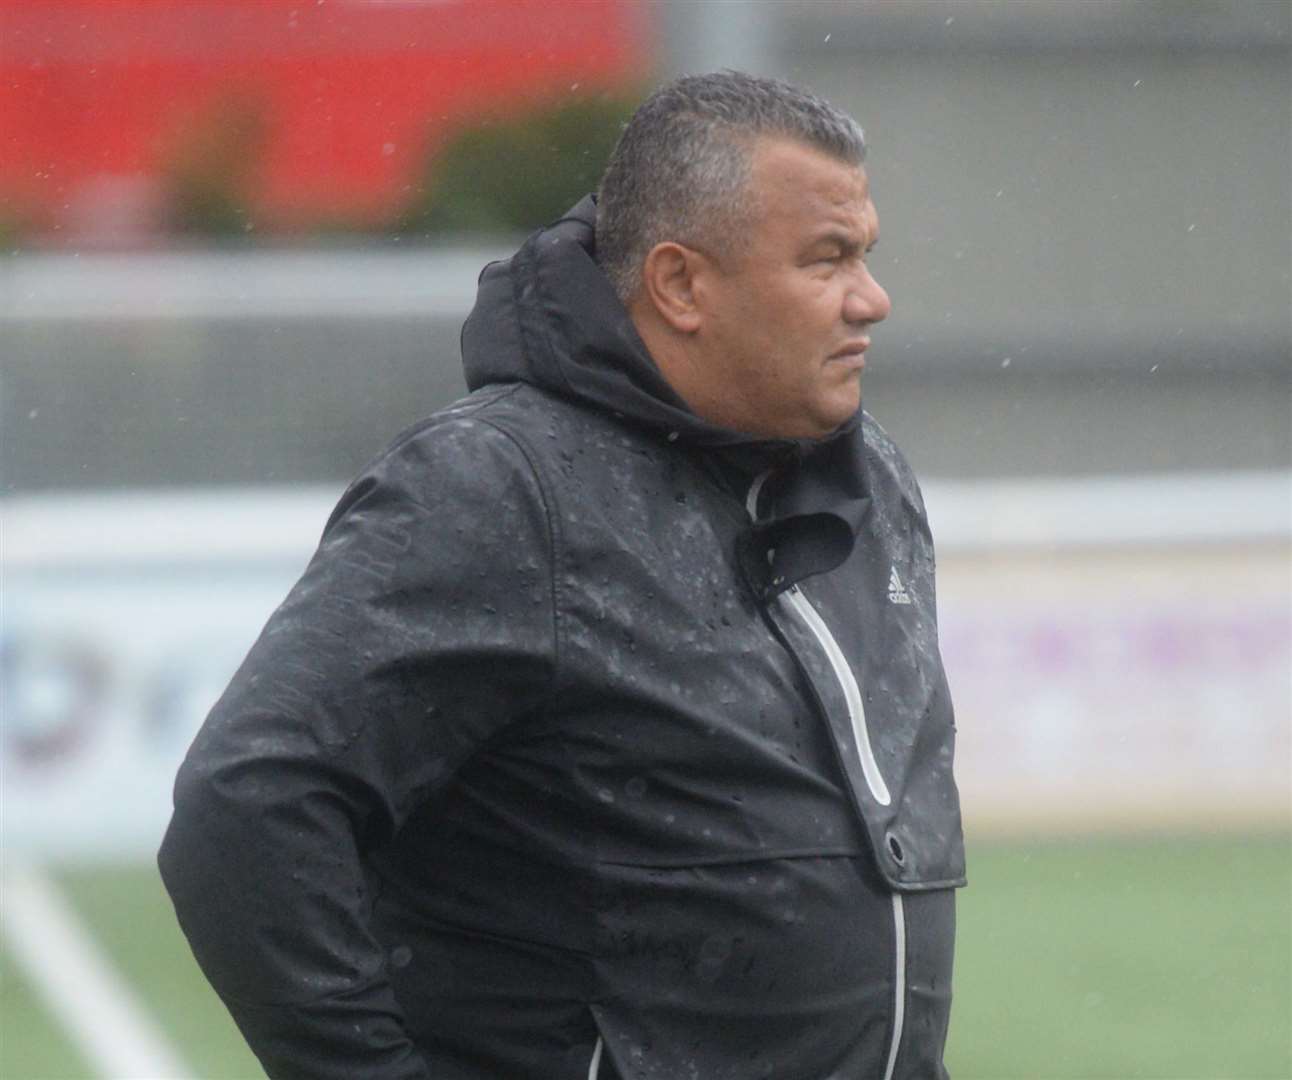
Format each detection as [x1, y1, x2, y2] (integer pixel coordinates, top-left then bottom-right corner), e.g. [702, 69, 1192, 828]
[159, 196, 966, 1080]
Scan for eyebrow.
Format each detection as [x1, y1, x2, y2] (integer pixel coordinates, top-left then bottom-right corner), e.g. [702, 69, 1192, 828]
[809, 231, 878, 255]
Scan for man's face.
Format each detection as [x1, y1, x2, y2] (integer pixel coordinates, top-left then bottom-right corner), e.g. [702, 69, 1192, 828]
[694, 137, 891, 440]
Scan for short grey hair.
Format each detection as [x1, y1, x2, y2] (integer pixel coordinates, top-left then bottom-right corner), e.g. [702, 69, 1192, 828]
[596, 70, 867, 302]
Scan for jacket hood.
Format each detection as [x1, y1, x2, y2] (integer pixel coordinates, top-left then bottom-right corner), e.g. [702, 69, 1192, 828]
[460, 196, 871, 591]
[463, 196, 723, 447]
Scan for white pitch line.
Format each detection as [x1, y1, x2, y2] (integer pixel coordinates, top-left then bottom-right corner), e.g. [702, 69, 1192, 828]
[1, 863, 193, 1079]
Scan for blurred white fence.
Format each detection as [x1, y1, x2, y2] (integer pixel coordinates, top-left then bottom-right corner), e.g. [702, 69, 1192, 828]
[929, 475, 1291, 834]
[3, 471, 1289, 859]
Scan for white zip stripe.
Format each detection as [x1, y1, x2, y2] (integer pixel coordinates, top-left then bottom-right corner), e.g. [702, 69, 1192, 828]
[746, 473, 906, 1076]
[881, 894, 907, 1080]
[780, 585, 892, 806]
[745, 470, 892, 806]
[587, 1035, 603, 1080]
[745, 469, 772, 519]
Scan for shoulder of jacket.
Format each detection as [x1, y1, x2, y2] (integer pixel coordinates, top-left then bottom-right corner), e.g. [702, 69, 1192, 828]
[349, 382, 648, 523]
[324, 385, 558, 526]
[427, 382, 630, 458]
[371, 384, 565, 465]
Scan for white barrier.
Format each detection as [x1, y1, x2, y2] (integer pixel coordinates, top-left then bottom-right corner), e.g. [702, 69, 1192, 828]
[940, 545, 1290, 832]
[3, 472, 1288, 858]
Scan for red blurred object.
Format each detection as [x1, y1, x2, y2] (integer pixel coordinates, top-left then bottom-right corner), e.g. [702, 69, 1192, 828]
[0, 0, 652, 241]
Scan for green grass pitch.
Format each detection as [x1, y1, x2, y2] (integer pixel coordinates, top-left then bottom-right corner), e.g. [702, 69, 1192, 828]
[3, 832, 1288, 1079]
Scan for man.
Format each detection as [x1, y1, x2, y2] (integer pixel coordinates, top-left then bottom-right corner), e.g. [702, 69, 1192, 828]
[160, 71, 965, 1079]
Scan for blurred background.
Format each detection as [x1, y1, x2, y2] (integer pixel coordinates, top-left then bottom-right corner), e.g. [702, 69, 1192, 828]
[2, 1, 1288, 1077]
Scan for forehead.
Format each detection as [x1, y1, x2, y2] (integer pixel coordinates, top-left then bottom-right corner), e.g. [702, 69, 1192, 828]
[746, 136, 876, 240]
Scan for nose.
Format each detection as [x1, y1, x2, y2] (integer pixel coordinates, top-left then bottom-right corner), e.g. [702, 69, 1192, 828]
[843, 265, 891, 326]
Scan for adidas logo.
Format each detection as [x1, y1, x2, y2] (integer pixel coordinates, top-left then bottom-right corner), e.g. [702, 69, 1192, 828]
[887, 566, 912, 605]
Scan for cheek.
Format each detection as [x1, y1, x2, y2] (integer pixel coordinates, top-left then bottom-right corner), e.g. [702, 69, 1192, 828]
[783, 287, 842, 357]
[714, 276, 836, 374]
[754, 279, 829, 335]
[783, 275, 839, 321]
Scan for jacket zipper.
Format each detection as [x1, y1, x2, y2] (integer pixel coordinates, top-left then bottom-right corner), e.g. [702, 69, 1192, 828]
[746, 472, 905, 1075]
[745, 471, 889, 805]
[882, 893, 907, 1080]
[777, 584, 891, 806]
[778, 582, 905, 1076]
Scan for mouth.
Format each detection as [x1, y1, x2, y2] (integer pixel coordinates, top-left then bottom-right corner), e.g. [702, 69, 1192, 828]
[828, 340, 871, 366]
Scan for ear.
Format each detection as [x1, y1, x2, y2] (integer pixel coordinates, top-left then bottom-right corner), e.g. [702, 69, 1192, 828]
[639, 242, 705, 334]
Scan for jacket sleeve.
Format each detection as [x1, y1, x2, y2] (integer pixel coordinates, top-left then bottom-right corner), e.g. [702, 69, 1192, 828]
[158, 415, 557, 1079]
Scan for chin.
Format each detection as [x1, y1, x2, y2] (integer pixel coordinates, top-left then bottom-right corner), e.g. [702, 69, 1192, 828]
[765, 394, 862, 440]
[818, 394, 863, 431]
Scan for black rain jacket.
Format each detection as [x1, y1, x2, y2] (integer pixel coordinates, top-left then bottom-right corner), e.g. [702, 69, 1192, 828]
[160, 197, 966, 1080]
